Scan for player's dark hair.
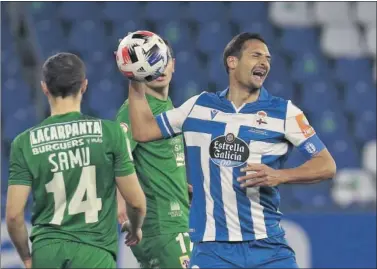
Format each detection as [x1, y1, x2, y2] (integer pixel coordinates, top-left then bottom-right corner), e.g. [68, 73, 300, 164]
[162, 39, 174, 59]
[223, 32, 267, 74]
[42, 52, 86, 98]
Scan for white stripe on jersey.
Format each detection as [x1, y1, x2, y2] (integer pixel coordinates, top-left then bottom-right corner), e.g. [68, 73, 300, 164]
[160, 114, 172, 137]
[188, 105, 285, 134]
[185, 132, 216, 240]
[249, 141, 289, 156]
[246, 143, 267, 240]
[221, 123, 242, 241]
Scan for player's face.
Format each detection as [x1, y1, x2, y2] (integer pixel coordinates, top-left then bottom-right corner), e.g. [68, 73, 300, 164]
[146, 58, 175, 89]
[234, 39, 271, 90]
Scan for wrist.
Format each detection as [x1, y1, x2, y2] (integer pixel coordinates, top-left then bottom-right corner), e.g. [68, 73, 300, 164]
[279, 169, 296, 184]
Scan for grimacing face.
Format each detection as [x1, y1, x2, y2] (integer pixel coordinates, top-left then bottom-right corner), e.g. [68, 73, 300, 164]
[229, 39, 271, 90]
[145, 58, 175, 89]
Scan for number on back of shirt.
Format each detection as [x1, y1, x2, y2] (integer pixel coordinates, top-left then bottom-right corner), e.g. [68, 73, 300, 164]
[45, 165, 102, 225]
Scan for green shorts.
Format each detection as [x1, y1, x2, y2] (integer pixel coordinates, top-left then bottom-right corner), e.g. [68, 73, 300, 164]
[130, 232, 192, 269]
[32, 239, 116, 268]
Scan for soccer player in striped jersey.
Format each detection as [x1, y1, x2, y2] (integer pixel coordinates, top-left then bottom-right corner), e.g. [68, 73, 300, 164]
[126, 33, 336, 268]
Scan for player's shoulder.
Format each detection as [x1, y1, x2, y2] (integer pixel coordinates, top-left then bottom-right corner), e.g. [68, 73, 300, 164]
[11, 126, 34, 147]
[265, 91, 304, 118]
[189, 91, 217, 105]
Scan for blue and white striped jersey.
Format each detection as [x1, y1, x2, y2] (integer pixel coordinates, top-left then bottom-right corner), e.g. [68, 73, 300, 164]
[156, 88, 325, 242]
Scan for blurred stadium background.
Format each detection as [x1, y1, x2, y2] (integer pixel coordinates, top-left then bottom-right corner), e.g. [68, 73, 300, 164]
[1, 1, 376, 268]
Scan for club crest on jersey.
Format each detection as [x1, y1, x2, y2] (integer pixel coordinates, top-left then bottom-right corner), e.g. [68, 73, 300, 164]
[210, 109, 219, 120]
[209, 133, 249, 167]
[255, 111, 268, 125]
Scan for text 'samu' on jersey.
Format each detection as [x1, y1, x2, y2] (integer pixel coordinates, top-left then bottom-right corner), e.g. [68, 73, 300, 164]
[155, 87, 325, 242]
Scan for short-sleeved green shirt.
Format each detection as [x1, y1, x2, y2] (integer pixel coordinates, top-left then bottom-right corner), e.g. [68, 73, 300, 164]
[8, 112, 135, 258]
[116, 95, 189, 237]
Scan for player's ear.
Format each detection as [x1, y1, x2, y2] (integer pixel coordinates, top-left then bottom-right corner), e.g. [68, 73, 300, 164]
[226, 56, 238, 72]
[41, 81, 50, 97]
[81, 79, 88, 94]
[171, 58, 175, 73]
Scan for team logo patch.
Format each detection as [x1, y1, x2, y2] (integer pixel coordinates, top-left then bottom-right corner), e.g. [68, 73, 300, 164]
[209, 133, 249, 167]
[120, 122, 129, 134]
[179, 255, 190, 268]
[296, 114, 315, 138]
[255, 111, 268, 125]
[210, 109, 219, 119]
[304, 142, 317, 154]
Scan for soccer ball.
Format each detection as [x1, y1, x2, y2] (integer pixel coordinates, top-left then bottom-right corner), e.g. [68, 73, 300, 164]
[115, 30, 169, 82]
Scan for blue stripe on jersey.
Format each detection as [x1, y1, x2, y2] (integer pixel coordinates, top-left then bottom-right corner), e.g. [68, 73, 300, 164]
[186, 146, 207, 242]
[162, 113, 175, 137]
[155, 114, 170, 138]
[233, 166, 254, 241]
[184, 118, 225, 134]
[239, 98, 288, 121]
[210, 127, 229, 240]
[238, 125, 284, 144]
[196, 93, 237, 113]
[297, 134, 326, 159]
[235, 127, 257, 239]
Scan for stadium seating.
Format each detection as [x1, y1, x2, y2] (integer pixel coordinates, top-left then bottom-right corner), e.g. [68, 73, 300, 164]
[313, 2, 353, 26]
[355, 2, 377, 26]
[2, 1, 376, 211]
[230, 2, 268, 24]
[269, 2, 314, 27]
[102, 2, 143, 22]
[332, 168, 376, 207]
[362, 140, 376, 175]
[321, 25, 365, 58]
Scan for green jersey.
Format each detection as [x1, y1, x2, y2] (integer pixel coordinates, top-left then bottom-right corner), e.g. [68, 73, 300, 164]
[8, 112, 135, 258]
[116, 94, 189, 237]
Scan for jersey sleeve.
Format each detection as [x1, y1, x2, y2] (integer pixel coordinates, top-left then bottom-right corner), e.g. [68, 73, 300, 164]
[113, 123, 135, 177]
[285, 101, 326, 160]
[155, 95, 200, 138]
[8, 136, 33, 186]
[115, 103, 138, 152]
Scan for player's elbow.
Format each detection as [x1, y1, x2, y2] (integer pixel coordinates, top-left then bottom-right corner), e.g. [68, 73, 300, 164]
[131, 129, 148, 143]
[6, 210, 24, 225]
[326, 157, 337, 179]
[321, 154, 337, 180]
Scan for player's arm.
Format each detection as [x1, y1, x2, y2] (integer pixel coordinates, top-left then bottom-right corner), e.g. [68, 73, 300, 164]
[6, 138, 32, 268]
[280, 102, 336, 184]
[128, 81, 199, 142]
[113, 123, 146, 232]
[128, 81, 162, 141]
[115, 105, 138, 224]
[238, 101, 336, 187]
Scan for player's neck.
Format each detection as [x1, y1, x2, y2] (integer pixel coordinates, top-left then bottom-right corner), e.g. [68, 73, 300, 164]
[145, 86, 169, 101]
[228, 82, 260, 108]
[49, 97, 81, 116]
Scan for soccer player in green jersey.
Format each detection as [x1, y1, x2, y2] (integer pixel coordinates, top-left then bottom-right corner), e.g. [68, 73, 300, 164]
[5, 53, 146, 269]
[116, 40, 192, 268]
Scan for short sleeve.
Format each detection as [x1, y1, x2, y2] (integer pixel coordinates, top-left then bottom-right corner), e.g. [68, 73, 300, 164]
[8, 136, 33, 186]
[155, 94, 200, 138]
[285, 101, 326, 159]
[113, 123, 135, 177]
[116, 103, 138, 152]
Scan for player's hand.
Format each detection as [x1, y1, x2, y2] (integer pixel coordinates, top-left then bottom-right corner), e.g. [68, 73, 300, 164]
[122, 221, 143, 246]
[237, 163, 286, 188]
[23, 258, 32, 269]
[188, 184, 193, 205]
[188, 184, 193, 193]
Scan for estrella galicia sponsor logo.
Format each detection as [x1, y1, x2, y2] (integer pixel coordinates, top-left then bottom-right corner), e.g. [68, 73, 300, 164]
[209, 133, 249, 167]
